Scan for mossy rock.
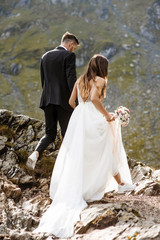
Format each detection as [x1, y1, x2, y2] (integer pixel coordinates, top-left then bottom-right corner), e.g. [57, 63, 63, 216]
[35, 153, 56, 178]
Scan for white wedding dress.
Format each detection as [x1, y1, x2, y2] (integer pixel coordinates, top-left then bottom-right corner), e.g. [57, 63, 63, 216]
[34, 84, 132, 238]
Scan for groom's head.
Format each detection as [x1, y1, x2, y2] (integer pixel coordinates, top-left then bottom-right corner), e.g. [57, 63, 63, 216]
[61, 32, 79, 52]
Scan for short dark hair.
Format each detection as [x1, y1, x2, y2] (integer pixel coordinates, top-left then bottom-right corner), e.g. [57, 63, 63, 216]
[61, 32, 79, 45]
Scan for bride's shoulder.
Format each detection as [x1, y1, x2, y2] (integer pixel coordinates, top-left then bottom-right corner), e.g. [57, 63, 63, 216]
[77, 77, 82, 85]
[95, 76, 107, 88]
[74, 79, 80, 88]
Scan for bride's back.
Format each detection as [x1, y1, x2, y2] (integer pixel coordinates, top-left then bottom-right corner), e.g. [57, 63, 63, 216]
[77, 79, 95, 103]
[77, 77, 106, 103]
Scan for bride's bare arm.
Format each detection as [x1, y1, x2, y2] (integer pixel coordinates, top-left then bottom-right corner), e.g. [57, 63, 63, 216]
[69, 81, 77, 109]
[90, 78, 114, 121]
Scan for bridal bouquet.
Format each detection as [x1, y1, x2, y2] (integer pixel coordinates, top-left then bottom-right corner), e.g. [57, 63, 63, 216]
[115, 106, 130, 127]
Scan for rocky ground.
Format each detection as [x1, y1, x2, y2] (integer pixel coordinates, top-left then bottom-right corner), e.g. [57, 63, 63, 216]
[0, 0, 160, 169]
[0, 109, 160, 240]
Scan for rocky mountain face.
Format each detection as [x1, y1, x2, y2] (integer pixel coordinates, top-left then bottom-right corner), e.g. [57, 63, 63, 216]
[0, 0, 160, 167]
[0, 109, 160, 240]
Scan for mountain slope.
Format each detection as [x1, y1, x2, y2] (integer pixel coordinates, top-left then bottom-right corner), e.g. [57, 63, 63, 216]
[0, 0, 160, 167]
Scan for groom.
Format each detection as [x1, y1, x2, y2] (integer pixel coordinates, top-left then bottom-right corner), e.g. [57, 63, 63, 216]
[26, 32, 79, 170]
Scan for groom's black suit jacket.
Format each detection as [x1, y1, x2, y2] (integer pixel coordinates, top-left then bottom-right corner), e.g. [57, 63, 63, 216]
[40, 46, 77, 111]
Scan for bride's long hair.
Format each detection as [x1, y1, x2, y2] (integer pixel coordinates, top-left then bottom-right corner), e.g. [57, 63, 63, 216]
[78, 54, 108, 102]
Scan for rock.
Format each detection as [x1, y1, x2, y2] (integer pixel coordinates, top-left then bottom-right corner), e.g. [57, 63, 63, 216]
[0, 136, 7, 154]
[39, 178, 48, 187]
[137, 225, 160, 240]
[130, 163, 153, 182]
[99, 44, 117, 59]
[145, 182, 160, 196]
[0, 109, 13, 125]
[95, 8, 109, 20]
[1, 150, 18, 175]
[122, 44, 131, 50]
[22, 195, 51, 217]
[4, 198, 38, 231]
[13, 125, 35, 150]
[15, 0, 31, 8]
[0, 110, 58, 168]
[117, 224, 160, 240]
[74, 224, 131, 240]
[19, 174, 33, 186]
[148, 1, 160, 31]
[76, 204, 118, 234]
[10, 229, 33, 240]
[0, 136, 8, 143]
[2, 181, 22, 202]
[152, 169, 160, 181]
[39, 178, 49, 192]
[140, 25, 157, 43]
[50, 0, 58, 4]
[10, 62, 22, 75]
[11, 114, 30, 129]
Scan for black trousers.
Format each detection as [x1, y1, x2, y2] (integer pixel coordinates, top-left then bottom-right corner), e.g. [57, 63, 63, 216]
[36, 104, 73, 154]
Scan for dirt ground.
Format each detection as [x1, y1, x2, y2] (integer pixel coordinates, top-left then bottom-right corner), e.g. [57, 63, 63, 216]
[104, 193, 160, 223]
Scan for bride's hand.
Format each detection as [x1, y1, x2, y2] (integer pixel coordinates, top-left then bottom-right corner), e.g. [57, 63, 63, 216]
[105, 113, 116, 122]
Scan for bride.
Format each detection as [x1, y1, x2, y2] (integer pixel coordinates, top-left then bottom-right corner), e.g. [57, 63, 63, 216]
[33, 54, 135, 238]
